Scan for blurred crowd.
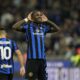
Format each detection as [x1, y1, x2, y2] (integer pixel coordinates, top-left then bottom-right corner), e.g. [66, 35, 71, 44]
[0, 0, 80, 59]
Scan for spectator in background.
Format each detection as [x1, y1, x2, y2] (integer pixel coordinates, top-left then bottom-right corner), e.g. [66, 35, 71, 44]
[65, 44, 74, 59]
[70, 10, 79, 20]
[53, 40, 60, 55]
[13, 0, 22, 8]
[1, 12, 14, 27]
[72, 21, 80, 36]
[26, 0, 37, 10]
[45, 33, 53, 55]
[70, 45, 80, 67]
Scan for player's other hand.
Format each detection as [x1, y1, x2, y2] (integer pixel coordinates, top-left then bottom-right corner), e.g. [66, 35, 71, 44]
[41, 14, 48, 22]
[20, 66, 25, 77]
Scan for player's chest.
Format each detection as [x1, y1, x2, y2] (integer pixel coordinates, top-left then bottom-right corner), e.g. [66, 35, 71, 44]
[27, 26, 45, 37]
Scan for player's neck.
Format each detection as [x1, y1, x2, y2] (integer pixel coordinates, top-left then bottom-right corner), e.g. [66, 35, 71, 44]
[0, 35, 6, 38]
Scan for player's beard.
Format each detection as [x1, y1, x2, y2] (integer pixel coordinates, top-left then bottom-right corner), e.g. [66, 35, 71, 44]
[34, 17, 42, 23]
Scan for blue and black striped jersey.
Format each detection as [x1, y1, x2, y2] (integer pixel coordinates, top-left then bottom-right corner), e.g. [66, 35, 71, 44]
[21, 22, 51, 59]
[0, 38, 18, 74]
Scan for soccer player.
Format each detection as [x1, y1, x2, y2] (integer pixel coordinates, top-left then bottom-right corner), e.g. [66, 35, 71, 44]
[0, 30, 25, 80]
[13, 10, 60, 80]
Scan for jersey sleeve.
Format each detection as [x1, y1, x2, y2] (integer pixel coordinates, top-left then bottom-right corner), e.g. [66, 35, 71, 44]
[20, 23, 29, 32]
[43, 22, 58, 33]
[43, 25, 51, 33]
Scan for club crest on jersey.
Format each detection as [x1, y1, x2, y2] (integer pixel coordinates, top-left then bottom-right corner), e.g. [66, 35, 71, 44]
[40, 27, 43, 30]
[36, 29, 40, 33]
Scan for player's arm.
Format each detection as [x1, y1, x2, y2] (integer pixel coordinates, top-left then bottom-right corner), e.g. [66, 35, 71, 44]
[47, 20, 61, 32]
[12, 18, 29, 31]
[42, 14, 61, 32]
[15, 50, 25, 76]
[13, 12, 32, 31]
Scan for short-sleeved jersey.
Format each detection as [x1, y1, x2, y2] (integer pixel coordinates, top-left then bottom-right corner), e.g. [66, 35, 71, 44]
[0, 38, 18, 74]
[21, 22, 51, 59]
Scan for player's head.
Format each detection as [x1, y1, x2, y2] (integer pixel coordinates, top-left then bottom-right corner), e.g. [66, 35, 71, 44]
[0, 30, 7, 38]
[31, 10, 43, 22]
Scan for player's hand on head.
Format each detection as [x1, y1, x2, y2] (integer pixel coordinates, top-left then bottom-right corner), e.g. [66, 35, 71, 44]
[41, 14, 48, 22]
[20, 66, 25, 77]
[24, 12, 33, 22]
[27, 12, 33, 21]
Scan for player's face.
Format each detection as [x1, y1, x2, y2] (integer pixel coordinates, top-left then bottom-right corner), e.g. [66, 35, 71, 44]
[32, 11, 43, 22]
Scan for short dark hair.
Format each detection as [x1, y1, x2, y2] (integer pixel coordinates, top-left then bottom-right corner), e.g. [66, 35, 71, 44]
[31, 10, 41, 17]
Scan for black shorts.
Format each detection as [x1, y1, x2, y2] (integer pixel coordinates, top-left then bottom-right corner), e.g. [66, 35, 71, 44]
[25, 59, 47, 80]
[0, 73, 13, 80]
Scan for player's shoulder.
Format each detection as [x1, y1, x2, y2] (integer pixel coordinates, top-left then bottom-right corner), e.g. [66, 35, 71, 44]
[5, 38, 11, 41]
[6, 38, 16, 44]
[23, 21, 31, 26]
[42, 22, 48, 27]
[41, 22, 49, 29]
[22, 21, 32, 29]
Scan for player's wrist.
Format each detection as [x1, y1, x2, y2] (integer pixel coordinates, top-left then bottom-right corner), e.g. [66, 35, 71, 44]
[20, 64, 24, 68]
[24, 18, 29, 22]
[21, 66, 24, 68]
[20, 66, 24, 69]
